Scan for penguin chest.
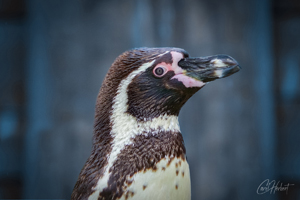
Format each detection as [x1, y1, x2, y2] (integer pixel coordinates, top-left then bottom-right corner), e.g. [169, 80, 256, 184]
[119, 157, 191, 200]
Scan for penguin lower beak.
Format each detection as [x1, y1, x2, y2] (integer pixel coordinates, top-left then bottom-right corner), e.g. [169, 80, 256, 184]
[178, 55, 241, 83]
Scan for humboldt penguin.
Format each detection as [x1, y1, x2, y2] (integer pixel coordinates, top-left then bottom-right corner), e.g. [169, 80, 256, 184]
[71, 47, 240, 200]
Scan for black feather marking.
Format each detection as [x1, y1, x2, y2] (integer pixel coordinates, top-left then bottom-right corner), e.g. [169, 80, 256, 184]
[126, 69, 200, 121]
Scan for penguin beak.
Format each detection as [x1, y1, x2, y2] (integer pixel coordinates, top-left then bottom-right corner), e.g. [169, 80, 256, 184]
[178, 55, 240, 83]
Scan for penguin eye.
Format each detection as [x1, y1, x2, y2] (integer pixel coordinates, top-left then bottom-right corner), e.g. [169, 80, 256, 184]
[153, 66, 167, 77]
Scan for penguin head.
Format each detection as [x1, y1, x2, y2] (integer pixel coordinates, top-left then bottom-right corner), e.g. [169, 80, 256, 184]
[98, 47, 240, 122]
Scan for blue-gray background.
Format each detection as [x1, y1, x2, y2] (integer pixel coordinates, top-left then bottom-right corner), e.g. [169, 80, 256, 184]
[1, 0, 300, 199]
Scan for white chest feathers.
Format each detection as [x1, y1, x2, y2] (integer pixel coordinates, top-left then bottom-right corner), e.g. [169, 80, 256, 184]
[88, 156, 191, 200]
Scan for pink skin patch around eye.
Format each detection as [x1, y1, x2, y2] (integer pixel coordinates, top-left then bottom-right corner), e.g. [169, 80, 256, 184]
[171, 74, 206, 88]
[170, 51, 206, 88]
[154, 51, 206, 88]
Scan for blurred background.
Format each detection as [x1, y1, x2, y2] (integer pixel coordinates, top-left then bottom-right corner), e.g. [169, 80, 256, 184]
[0, 0, 300, 199]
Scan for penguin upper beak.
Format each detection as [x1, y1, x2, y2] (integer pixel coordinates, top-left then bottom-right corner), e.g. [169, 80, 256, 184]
[178, 55, 240, 83]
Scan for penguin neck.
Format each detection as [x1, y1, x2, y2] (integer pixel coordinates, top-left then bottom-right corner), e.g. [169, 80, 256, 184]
[95, 110, 183, 166]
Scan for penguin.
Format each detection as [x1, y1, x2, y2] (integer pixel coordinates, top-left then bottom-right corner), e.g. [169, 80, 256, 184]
[71, 47, 240, 200]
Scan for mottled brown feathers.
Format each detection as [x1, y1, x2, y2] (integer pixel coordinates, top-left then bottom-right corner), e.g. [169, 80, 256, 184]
[99, 131, 186, 200]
